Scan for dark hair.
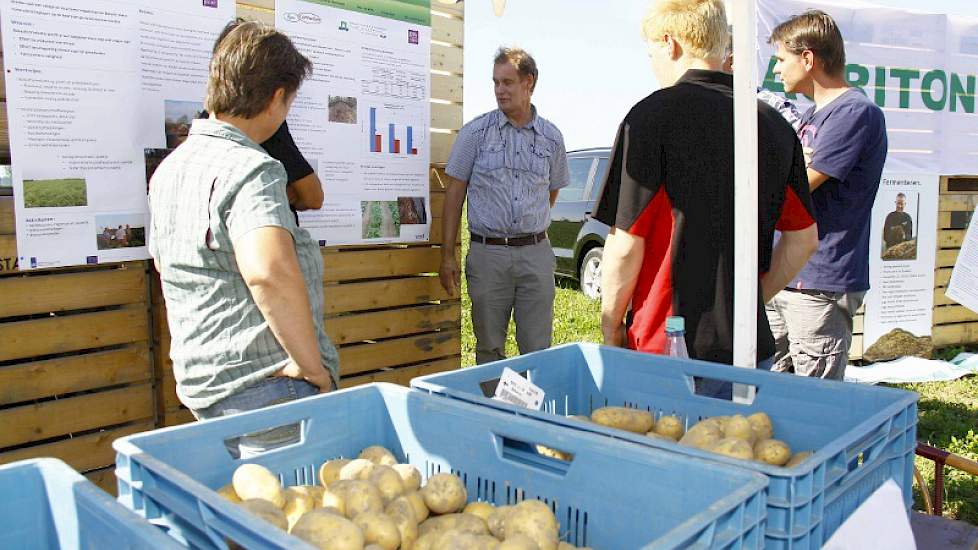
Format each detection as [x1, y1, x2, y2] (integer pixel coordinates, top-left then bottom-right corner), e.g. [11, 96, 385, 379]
[896, 193, 907, 198]
[205, 21, 312, 118]
[494, 47, 538, 92]
[768, 10, 846, 77]
[213, 18, 247, 53]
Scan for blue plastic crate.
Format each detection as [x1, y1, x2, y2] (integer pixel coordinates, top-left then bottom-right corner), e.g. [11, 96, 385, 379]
[0, 458, 181, 549]
[114, 383, 767, 550]
[411, 343, 919, 550]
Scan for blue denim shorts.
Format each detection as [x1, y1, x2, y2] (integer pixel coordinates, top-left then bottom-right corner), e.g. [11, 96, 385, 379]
[192, 376, 318, 459]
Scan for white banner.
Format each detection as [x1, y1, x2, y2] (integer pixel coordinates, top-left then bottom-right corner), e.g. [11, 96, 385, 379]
[276, 0, 432, 246]
[0, 0, 234, 269]
[756, 0, 976, 349]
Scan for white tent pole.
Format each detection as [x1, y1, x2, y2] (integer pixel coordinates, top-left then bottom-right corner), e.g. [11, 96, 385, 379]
[731, 0, 759, 402]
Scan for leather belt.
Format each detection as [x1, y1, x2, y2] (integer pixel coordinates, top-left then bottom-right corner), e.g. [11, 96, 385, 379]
[470, 231, 547, 247]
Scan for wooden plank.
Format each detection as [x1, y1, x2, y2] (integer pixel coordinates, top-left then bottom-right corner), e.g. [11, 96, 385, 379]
[933, 322, 978, 347]
[935, 287, 955, 307]
[236, 3, 273, 25]
[0, 102, 7, 154]
[940, 230, 965, 249]
[164, 408, 195, 427]
[938, 249, 958, 268]
[0, 383, 154, 448]
[849, 334, 862, 360]
[853, 314, 863, 334]
[432, 10, 464, 46]
[432, 2, 464, 18]
[0, 196, 12, 234]
[325, 276, 452, 314]
[0, 344, 151, 406]
[323, 247, 443, 282]
[85, 467, 118, 496]
[942, 176, 978, 193]
[0, 304, 149, 362]
[0, 421, 154, 473]
[933, 305, 978, 325]
[326, 302, 460, 345]
[339, 356, 459, 388]
[940, 194, 978, 212]
[431, 132, 456, 163]
[0, 265, 146, 318]
[0, 55, 5, 102]
[337, 330, 461, 376]
[936, 268, 951, 288]
[0, 234, 15, 271]
[162, 370, 181, 410]
[431, 101, 463, 131]
[431, 73, 463, 103]
[431, 44, 463, 75]
[239, 0, 273, 9]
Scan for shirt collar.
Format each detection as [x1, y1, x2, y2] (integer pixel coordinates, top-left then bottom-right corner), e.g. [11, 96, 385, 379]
[676, 69, 733, 89]
[189, 118, 265, 152]
[495, 104, 540, 132]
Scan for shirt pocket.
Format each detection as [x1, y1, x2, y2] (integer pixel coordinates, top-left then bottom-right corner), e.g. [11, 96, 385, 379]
[528, 140, 553, 180]
[474, 140, 505, 171]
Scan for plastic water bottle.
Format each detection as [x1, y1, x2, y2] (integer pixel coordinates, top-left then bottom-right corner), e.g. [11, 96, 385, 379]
[666, 316, 689, 359]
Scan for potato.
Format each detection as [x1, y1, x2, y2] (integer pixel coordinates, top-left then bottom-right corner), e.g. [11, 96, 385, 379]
[292, 484, 325, 504]
[432, 531, 501, 550]
[678, 424, 721, 450]
[319, 458, 352, 486]
[284, 487, 317, 530]
[504, 500, 558, 550]
[323, 484, 349, 517]
[354, 512, 401, 550]
[291, 509, 365, 550]
[217, 483, 242, 503]
[690, 417, 723, 433]
[401, 491, 430, 523]
[747, 412, 774, 441]
[420, 473, 467, 514]
[535, 445, 573, 461]
[590, 406, 653, 434]
[385, 497, 419, 550]
[359, 446, 398, 467]
[368, 465, 406, 504]
[232, 464, 285, 508]
[709, 438, 755, 460]
[343, 480, 385, 519]
[721, 415, 755, 443]
[393, 464, 423, 492]
[341, 459, 377, 481]
[557, 543, 591, 550]
[414, 532, 442, 550]
[419, 513, 489, 537]
[653, 415, 685, 441]
[754, 439, 792, 466]
[786, 450, 813, 468]
[463, 501, 495, 523]
[365, 546, 385, 550]
[498, 534, 539, 550]
[238, 498, 288, 531]
[646, 431, 670, 441]
[487, 506, 513, 539]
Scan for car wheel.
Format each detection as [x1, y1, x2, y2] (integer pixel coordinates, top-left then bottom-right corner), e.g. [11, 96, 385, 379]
[579, 247, 603, 300]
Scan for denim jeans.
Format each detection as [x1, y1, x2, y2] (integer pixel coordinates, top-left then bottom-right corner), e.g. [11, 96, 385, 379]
[695, 357, 775, 400]
[191, 376, 318, 459]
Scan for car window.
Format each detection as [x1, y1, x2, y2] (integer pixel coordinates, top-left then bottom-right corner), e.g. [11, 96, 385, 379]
[557, 157, 594, 202]
[588, 158, 610, 201]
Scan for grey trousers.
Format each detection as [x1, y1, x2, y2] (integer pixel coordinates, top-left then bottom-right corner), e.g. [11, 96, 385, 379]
[466, 239, 556, 364]
[765, 289, 866, 380]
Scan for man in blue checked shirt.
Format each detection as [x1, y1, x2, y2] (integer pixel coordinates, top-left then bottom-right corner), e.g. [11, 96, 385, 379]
[439, 47, 570, 364]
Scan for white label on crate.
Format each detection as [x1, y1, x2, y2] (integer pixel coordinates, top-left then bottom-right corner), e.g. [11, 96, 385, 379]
[493, 368, 544, 410]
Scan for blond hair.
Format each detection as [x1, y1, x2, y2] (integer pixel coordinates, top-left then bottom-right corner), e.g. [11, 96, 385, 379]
[641, 0, 728, 61]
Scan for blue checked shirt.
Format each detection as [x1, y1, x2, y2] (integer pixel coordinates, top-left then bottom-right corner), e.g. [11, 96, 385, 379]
[148, 119, 338, 410]
[758, 88, 803, 132]
[446, 107, 569, 237]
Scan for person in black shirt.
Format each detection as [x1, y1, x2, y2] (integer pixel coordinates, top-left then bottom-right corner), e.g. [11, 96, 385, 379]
[883, 193, 913, 251]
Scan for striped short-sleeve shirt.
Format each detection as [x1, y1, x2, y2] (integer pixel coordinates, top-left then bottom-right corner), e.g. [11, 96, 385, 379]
[148, 119, 338, 410]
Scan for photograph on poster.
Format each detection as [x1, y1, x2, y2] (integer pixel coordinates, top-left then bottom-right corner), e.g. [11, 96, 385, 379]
[329, 96, 358, 124]
[164, 100, 205, 148]
[361, 200, 400, 239]
[881, 191, 917, 261]
[23, 178, 88, 208]
[95, 212, 146, 250]
[397, 196, 426, 224]
[144, 148, 175, 193]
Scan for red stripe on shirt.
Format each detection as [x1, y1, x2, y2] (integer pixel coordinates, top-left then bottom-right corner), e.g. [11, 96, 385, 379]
[776, 186, 816, 231]
[622, 187, 675, 354]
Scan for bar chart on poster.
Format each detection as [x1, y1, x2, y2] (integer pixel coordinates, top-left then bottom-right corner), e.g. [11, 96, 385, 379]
[277, 0, 432, 245]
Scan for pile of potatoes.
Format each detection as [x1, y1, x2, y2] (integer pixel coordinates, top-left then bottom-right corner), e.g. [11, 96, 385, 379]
[218, 445, 592, 550]
[583, 407, 812, 467]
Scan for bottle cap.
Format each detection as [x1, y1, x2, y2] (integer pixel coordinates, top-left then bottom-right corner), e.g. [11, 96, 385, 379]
[665, 316, 685, 333]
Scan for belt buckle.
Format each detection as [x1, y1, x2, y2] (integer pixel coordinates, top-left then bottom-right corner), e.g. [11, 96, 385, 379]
[503, 237, 511, 246]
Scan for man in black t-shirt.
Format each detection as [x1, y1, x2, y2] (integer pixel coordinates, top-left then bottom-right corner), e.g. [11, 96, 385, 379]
[595, 0, 819, 376]
[883, 193, 913, 250]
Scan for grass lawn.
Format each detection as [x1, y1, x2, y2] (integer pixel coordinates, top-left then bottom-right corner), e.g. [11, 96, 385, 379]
[456, 226, 977, 522]
[23, 178, 88, 208]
